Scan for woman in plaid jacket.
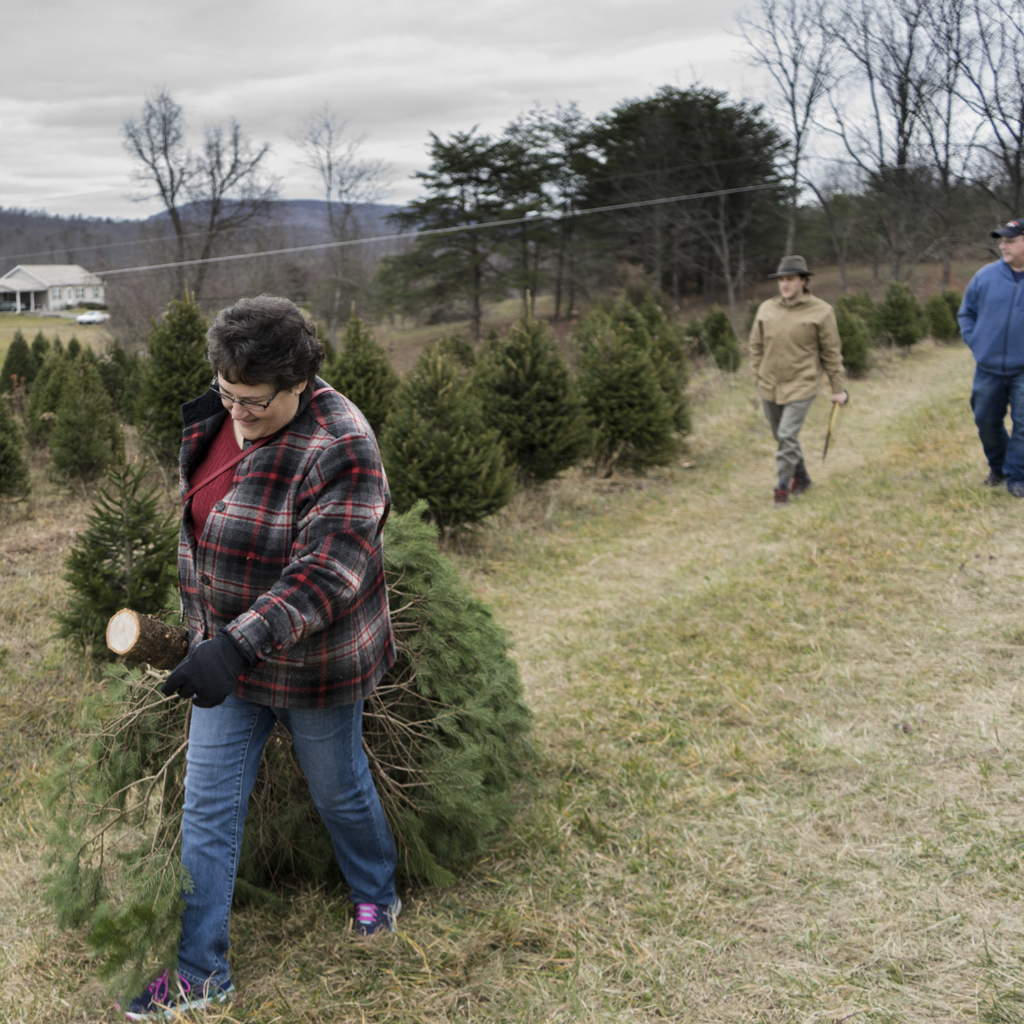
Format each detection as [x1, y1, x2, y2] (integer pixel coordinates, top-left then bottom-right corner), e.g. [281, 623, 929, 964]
[120, 296, 400, 1021]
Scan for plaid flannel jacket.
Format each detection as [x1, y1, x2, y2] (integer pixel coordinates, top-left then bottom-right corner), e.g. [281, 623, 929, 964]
[177, 378, 395, 709]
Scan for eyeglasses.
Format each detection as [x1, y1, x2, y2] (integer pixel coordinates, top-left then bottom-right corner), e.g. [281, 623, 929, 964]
[209, 378, 281, 411]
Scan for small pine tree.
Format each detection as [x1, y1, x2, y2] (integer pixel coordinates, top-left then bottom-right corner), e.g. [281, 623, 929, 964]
[574, 311, 679, 474]
[0, 395, 31, 500]
[24, 348, 74, 446]
[941, 290, 962, 336]
[322, 313, 400, 436]
[66, 336, 82, 360]
[31, 330, 51, 367]
[924, 293, 959, 342]
[56, 462, 179, 657]
[97, 340, 144, 423]
[43, 503, 533, 995]
[876, 282, 924, 348]
[836, 291, 875, 324]
[380, 349, 516, 535]
[474, 317, 588, 485]
[1, 330, 36, 392]
[635, 293, 691, 433]
[701, 306, 742, 371]
[435, 333, 477, 371]
[49, 359, 122, 484]
[836, 309, 870, 376]
[139, 291, 210, 464]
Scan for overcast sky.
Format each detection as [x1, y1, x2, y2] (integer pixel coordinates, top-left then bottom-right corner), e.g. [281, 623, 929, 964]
[2, 0, 764, 221]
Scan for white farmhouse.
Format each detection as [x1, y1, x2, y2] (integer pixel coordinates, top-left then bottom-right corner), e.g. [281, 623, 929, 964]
[0, 264, 105, 312]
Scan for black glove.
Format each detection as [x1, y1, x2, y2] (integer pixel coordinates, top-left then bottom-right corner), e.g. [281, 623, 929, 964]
[161, 630, 249, 708]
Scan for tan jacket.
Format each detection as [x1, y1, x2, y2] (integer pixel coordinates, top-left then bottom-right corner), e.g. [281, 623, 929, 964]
[749, 292, 846, 404]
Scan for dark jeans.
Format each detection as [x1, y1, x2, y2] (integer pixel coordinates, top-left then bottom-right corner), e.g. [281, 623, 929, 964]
[970, 365, 1024, 484]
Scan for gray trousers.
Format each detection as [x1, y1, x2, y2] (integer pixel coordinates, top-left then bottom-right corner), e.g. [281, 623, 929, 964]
[761, 396, 815, 482]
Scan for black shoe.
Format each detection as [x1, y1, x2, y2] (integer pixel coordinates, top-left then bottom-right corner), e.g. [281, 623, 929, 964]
[984, 471, 1007, 487]
[790, 466, 813, 496]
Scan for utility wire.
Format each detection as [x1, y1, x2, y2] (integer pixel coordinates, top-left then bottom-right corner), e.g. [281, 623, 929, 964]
[97, 182, 781, 278]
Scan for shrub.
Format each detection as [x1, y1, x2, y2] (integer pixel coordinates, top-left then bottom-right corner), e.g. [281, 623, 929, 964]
[924, 293, 960, 342]
[635, 293, 691, 434]
[875, 283, 924, 349]
[941, 290, 963, 334]
[836, 309, 871, 376]
[474, 317, 588, 484]
[575, 310, 679, 474]
[44, 503, 533, 994]
[138, 291, 210, 464]
[322, 313, 400, 436]
[96, 340, 144, 422]
[380, 349, 516, 535]
[55, 462, 179, 657]
[1, 330, 36, 392]
[836, 291, 875, 325]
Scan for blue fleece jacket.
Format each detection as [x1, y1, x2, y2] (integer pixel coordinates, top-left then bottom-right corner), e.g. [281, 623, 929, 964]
[959, 259, 1024, 374]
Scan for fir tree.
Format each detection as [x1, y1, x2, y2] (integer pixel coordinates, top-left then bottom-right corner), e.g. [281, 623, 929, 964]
[139, 291, 210, 464]
[24, 348, 74, 446]
[876, 283, 924, 349]
[321, 313, 400, 436]
[473, 317, 588, 484]
[43, 503, 532, 994]
[380, 348, 516, 535]
[574, 310, 679, 474]
[55, 462, 179, 657]
[0, 395, 31, 500]
[49, 358, 122, 484]
[31, 330, 51, 367]
[97, 340, 144, 423]
[924, 293, 959, 342]
[701, 306, 742, 371]
[836, 308, 870, 376]
[1, 330, 35, 393]
[635, 293, 691, 433]
[941, 289, 962, 330]
[66, 336, 82, 360]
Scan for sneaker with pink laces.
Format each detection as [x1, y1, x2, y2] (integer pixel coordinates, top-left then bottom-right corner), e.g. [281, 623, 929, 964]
[116, 969, 233, 1021]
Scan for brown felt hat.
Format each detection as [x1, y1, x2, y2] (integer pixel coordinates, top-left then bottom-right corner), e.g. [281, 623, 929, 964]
[768, 255, 813, 278]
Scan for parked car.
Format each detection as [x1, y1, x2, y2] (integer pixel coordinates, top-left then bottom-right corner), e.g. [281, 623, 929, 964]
[76, 310, 111, 324]
[0, 300, 20, 312]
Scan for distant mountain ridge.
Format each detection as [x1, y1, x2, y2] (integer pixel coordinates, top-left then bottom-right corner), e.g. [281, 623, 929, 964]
[0, 200, 405, 268]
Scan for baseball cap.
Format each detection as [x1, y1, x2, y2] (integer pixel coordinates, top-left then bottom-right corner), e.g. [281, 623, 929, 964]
[991, 218, 1024, 238]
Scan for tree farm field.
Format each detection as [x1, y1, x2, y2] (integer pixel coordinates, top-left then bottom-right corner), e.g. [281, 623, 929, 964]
[4, 340, 1024, 1023]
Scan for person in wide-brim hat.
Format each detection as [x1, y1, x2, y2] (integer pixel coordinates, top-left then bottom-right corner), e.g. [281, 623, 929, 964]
[749, 255, 848, 506]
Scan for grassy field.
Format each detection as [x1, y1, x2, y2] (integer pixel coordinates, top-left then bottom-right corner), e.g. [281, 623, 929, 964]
[0, 312, 110, 366]
[4, 339, 1024, 1023]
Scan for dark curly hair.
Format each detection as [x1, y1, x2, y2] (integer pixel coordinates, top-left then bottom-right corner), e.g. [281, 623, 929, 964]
[206, 295, 324, 389]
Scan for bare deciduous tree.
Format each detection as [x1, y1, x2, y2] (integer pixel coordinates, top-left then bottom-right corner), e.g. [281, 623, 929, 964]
[123, 89, 277, 299]
[737, 0, 840, 254]
[295, 105, 390, 342]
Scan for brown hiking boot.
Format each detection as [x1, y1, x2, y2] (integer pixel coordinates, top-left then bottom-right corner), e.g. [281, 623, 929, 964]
[774, 484, 789, 506]
[790, 465, 813, 496]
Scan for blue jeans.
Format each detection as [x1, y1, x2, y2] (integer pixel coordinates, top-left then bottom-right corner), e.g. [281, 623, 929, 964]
[177, 695, 397, 990]
[971, 365, 1024, 484]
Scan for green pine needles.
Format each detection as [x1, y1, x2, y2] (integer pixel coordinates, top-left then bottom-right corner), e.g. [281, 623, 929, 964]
[474, 317, 588, 484]
[322, 312, 400, 436]
[56, 462, 179, 657]
[381, 348, 515, 535]
[0, 395, 31, 500]
[139, 290, 210, 464]
[44, 504, 532, 993]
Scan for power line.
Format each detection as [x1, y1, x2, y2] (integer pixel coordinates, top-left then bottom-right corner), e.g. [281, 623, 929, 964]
[97, 183, 781, 278]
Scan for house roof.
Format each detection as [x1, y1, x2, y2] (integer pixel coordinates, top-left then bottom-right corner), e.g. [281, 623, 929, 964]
[0, 264, 104, 290]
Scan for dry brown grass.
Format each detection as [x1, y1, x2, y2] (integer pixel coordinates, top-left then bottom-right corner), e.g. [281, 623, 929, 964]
[4, 338, 1024, 1023]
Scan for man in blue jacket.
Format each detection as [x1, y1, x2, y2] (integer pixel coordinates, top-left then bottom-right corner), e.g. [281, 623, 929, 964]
[959, 217, 1024, 495]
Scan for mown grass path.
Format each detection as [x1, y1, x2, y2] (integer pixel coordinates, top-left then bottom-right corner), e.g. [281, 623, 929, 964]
[4, 340, 1024, 1024]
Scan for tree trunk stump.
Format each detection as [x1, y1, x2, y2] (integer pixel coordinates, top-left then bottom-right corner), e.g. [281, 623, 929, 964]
[106, 610, 189, 670]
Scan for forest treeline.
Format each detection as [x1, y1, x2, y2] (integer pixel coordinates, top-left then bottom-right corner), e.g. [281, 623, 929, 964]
[1, 0, 1021, 338]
